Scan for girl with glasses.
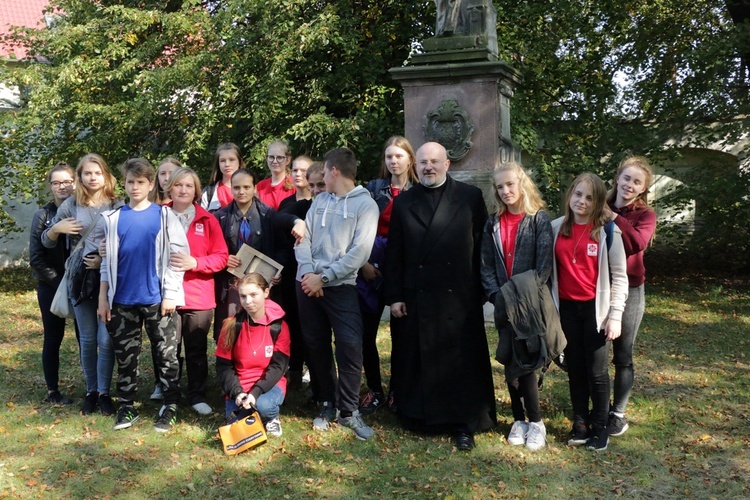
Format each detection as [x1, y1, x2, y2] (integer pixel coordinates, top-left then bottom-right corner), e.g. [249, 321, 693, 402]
[256, 140, 295, 209]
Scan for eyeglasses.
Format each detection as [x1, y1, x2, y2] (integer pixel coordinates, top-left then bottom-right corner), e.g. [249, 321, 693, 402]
[50, 180, 74, 187]
[267, 155, 287, 163]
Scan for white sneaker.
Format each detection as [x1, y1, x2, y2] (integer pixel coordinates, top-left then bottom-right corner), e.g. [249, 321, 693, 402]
[265, 417, 282, 437]
[191, 402, 213, 415]
[507, 420, 529, 446]
[150, 384, 164, 401]
[525, 421, 547, 451]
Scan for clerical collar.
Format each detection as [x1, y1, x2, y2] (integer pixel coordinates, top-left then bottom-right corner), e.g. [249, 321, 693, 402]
[426, 177, 448, 189]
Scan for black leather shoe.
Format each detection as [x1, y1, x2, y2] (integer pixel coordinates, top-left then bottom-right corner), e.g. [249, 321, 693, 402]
[455, 431, 475, 451]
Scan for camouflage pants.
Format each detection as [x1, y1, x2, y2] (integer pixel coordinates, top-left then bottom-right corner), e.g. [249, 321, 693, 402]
[108, 303, 180, 405]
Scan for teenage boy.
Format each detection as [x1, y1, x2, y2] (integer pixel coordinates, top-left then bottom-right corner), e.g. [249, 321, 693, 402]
[97, 158, 190, 432]
[295, 148, 379, 440]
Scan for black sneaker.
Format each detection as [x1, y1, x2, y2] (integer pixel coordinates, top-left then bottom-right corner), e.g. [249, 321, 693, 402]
[81, 392, 99, 415]
[98, 394, 115, 416]
[154, 404, 177, 433]
[44, 390, 73, 405]
[358, 390, 386, 416]
[567, 421, 589, 446]
[113, 405, 139, 430]
[586, 425, 609, 452]
[607, 413, 629, 436]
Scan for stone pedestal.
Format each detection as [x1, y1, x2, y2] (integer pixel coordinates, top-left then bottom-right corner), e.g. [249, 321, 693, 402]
[389, 60, 521, 202]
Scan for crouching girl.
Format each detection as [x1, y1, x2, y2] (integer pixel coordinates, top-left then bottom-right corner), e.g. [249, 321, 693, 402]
[215, 273, 290, 437]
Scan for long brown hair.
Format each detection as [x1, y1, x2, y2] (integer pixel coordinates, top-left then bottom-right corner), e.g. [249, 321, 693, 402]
[73, 153, 118, 206]
[151, 157, 182, 205]
[219, 273, 269, 351]
[560, 172, 608, 242]
[209, 143, 245, 185]
[379, 135, 418, 184]
[605, 155, 653, 208]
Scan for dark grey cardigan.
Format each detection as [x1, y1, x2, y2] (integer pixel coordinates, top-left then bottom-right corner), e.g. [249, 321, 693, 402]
[480, 210, 554, 308]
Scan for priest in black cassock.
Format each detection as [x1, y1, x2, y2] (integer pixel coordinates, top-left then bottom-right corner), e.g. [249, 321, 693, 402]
[384, 142, 496, 451]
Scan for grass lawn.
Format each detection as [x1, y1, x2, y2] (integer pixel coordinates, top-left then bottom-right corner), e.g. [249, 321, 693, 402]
[0, 266, 748, 499]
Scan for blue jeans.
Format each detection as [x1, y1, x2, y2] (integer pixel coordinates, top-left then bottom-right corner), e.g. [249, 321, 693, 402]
[224, 385, 285, 421]
[73, 297, 114, 395]
[612, 284, 645, 414]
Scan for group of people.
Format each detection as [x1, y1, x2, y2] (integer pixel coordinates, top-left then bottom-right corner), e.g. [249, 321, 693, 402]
[29, 136, 655, 453]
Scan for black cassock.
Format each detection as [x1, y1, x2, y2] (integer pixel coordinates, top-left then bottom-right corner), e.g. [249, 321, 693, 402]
[384, 177, 496, 433]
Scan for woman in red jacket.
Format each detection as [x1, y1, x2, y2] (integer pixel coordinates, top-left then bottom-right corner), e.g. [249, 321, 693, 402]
[604, 156, 656, 437]
[215, 273, 290, 437]
[166, 167, 229, 415]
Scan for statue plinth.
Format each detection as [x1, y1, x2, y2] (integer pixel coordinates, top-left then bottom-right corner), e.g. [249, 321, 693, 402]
[389, 59, 521, 203]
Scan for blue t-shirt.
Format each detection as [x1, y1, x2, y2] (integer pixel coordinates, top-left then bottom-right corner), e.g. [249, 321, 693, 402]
[113, 204, 162, 305]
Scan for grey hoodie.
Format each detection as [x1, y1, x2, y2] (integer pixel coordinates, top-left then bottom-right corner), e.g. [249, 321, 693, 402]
[295, 185, 379, 286]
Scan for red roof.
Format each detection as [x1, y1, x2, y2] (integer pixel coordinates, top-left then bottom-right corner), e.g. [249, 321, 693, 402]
[0, 0, 50, 60]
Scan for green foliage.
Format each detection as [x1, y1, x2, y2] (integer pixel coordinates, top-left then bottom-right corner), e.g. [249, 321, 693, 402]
[0, 0, 431, 237]
[3, 0, 750, 267]
[496, 1, 750, 212]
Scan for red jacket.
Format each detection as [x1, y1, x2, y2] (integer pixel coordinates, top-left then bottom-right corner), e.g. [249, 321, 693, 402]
[169, 202, 229, 310]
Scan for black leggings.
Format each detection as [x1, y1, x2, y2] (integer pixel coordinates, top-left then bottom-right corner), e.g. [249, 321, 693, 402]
[507, 371, 541, 422]
[38, 280, 78, 391]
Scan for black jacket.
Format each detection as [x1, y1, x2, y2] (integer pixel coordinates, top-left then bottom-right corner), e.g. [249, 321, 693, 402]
[30, 202, 68, 285]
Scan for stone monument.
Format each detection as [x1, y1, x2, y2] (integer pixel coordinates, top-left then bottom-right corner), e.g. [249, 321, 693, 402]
[390, 0, 520, 198]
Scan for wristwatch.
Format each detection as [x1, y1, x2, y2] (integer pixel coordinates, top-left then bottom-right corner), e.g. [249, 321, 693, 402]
[321, 274, 330, 284]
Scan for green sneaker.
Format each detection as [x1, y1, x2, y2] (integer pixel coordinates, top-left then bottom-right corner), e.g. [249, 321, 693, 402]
[113, 405, 139, 430]
[154, 404, 177, 433]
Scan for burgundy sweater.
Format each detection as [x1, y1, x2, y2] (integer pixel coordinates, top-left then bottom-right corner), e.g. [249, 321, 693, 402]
[610, 202, 656, 287]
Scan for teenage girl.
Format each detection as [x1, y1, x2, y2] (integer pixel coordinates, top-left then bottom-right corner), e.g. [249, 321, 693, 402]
[212, 169, 304, 342]
[255, 140, 295, 209]
[358, 136, 418, 415]
[147, 156, 182, 400]
[551, 172, 628, 452]
[201, 143, 243, 212]
[604, 156, 656, 437]
[150, 157, 181, 205]
[30, 163, 78, 405]
[480, 163, 554, 451]
[276, 155, 314, 386]
[166, 167, 229, 415]
[42, 154, 123, 416]
[216, 272, 291, 437]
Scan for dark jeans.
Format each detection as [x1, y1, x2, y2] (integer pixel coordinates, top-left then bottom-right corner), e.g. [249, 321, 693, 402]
[37, 279, 79, 391]
[560, 299, 611, 428]
[296, 282, 363, 414]
[274, 273, 307, 373]
[107, 303, 181, 405]
[177, 309, 213, 405]
[508, 371, 541, 423]
[612, 284, 645, 414]
[361, 308, 384, 395]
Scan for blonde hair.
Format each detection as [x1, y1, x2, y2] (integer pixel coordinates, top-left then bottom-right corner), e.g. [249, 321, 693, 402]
[605, 155, 653, 208]
[74, 153, 118, 206]
[560, 172, 608, 241]
[267, 140, 294, 190]
[165, 166, 202, 204]
[491, 163, 546, 216]
[219, 273, 270, 351]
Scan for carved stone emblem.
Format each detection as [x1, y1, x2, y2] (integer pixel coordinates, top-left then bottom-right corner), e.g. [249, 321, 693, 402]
[423, 99, 474, 161]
